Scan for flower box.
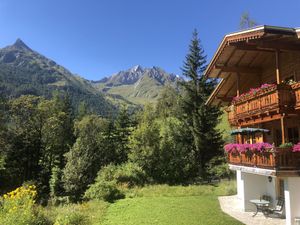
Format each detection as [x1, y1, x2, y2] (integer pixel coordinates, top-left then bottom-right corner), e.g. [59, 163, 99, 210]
[232, 83, 276, 104]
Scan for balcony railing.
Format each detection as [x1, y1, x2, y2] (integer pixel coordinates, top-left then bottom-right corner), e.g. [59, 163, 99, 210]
[228, 84, 294, 125]
[227, 148, 300, 170]
[292, 82, 300, 110]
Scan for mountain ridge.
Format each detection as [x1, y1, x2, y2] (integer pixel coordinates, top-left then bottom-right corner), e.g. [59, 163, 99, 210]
[0, 39, 181, 108]
[0, 39, 120, 116]
[92, 65, 182, 104]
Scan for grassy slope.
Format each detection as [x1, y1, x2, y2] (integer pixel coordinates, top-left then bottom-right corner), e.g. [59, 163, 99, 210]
[102, 196, 240, 225]
[43, 181, 242, 225]
[101, 181, 241, 225]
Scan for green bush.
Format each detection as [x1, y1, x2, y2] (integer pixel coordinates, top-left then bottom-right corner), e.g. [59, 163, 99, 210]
[91, 163, 147, 187]
[84, 162, 146, 202]
[113, 162, 147, 187]
[84, 181, 124, 202]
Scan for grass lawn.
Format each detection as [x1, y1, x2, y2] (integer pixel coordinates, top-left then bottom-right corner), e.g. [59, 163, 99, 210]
[101, 195, 241, 225]
[100, 181, 242, 225]
[43, 181, 242, 225]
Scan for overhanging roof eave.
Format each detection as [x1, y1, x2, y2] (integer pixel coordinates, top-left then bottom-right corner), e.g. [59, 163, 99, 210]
[204, 25, 297, 78]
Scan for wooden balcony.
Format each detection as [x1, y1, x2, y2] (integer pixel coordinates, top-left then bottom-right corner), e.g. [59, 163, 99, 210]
[228, 84, 294, 126]
[291, 82, 300, 110]
[226, 106, 237, 126]
[227, 148, 300, 170]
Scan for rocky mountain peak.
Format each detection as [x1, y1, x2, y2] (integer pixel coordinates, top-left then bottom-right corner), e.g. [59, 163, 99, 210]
[130, 65, 143, 73]
[12, 38, 32, 51]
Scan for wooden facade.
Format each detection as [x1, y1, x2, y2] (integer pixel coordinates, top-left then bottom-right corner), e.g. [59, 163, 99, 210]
[205, 26, 300, 172]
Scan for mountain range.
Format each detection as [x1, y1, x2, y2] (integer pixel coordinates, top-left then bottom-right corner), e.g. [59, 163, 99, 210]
[92, 65, 182, 104]
[0, 39, 181, 114]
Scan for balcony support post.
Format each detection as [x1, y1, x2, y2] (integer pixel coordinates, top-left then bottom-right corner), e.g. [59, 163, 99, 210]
[275, 50, 281, 84]
[280, 114, 286, 144]
[236, 73, 242, 144]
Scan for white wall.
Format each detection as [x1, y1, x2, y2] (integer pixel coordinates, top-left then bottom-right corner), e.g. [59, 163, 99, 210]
[236, 171, 276, 211]
[236, 170, 243, 200]
[284, 177, 300, 225]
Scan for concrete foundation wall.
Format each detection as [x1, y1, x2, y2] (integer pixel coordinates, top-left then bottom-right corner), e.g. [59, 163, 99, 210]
[236, 171, 276, 211]
[284, 177, 300, 225]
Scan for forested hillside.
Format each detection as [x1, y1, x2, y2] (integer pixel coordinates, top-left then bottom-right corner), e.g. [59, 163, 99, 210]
[0, 39, 118, 116]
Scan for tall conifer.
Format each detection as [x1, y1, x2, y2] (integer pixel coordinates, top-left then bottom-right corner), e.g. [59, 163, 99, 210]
[180, 30, 223, 177]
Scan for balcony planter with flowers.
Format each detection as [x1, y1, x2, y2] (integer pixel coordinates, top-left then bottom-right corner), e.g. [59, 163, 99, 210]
[232, 83, 276, 104]
[224, 142, 273, 167]
[225, 142, 300, 169]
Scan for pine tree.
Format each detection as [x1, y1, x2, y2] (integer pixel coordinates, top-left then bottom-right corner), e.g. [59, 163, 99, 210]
[180, 30, 223, 178]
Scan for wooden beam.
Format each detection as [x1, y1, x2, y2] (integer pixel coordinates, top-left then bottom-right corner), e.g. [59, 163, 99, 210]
[233, 44, 275, 53]
[231, 41, 300, 53]
[275, 50, 281, 84]
[214, 65, 261, 74]
[256, 42, 300, 52]
[216, 48, 237, 78]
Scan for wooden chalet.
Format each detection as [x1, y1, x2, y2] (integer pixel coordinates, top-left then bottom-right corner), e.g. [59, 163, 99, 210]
[205, 25, 300, 225]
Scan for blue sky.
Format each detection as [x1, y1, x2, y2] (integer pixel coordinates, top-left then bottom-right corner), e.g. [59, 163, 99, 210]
[0, 0, 300, 80]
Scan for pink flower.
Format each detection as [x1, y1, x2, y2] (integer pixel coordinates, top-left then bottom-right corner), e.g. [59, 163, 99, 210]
[224, 143, 237, 153]
[232, 83, 276, 103]
[224, 142, 273, 153]
[293, 143, 300, 152]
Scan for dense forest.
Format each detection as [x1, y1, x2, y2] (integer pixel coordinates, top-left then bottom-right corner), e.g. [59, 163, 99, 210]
[0, 31, 229, 215]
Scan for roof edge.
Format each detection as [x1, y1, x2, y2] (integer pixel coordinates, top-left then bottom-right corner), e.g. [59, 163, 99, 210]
[204, 25, 297, 78]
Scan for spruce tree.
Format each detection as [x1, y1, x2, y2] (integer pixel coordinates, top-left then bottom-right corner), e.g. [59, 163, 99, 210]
[114, 106, 133, 164]
[180, 30, 223, 178]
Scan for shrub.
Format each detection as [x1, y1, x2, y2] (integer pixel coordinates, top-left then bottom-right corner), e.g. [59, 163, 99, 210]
[91, 163, 147, 187]
[0, 185, 46, 225]
[84, 162, 146, 202]
[113, 162, 147, 187]
[84, 180, 124, 202]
